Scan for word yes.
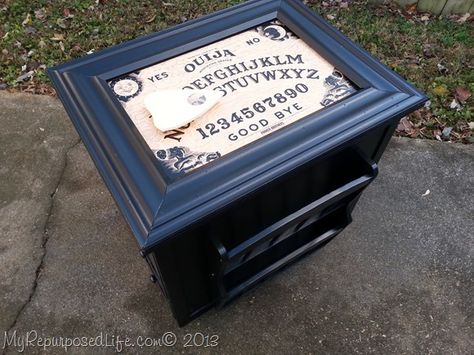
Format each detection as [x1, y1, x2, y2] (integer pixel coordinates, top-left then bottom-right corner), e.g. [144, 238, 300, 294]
[147, 72, 169, 83]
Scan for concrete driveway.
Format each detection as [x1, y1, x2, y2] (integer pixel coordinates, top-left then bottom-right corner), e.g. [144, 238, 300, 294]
[1, 92, 473, 354]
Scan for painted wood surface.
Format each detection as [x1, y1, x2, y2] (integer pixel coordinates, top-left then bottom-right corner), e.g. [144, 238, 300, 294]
[417, 0, 448, 13]
[396, 0, 418, 5]
[374, 0, 472, 14]
[442, 0, 474, 14]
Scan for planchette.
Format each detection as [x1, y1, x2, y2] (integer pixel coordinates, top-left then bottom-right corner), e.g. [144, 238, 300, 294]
[144, 90, 223, 132]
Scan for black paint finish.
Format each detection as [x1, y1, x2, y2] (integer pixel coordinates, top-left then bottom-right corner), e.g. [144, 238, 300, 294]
[48, 0, 427, 326]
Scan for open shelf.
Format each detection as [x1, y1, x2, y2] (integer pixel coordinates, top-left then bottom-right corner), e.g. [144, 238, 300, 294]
[209, 149, 378, 305]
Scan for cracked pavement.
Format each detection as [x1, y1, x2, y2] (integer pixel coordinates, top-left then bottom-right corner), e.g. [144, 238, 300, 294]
[0, 93, 79, 335]
[0, 93, 473, 354]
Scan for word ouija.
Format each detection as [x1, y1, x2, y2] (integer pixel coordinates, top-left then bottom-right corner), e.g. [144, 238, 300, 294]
[181, 54, 320, 96]
[184, 49, 236, 73]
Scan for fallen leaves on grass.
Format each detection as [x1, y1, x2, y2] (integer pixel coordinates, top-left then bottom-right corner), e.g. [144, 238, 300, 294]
[18, 82, 56, 96]
[397, 107, 473, 144]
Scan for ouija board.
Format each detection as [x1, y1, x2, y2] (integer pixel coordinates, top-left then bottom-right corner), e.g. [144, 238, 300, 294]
[108, 21, 358, 177]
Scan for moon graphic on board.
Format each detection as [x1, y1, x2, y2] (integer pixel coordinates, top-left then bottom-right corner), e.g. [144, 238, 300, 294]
[263, 25, 287, 41]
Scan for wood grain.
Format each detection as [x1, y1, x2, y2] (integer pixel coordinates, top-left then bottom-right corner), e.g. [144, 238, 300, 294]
[396, 0, 418, 6]
[417, 0, 448, 14]
[442, 0, 474, 13]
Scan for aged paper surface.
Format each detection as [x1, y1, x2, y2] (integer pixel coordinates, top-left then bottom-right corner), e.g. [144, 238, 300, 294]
[108, 21, 357, 176]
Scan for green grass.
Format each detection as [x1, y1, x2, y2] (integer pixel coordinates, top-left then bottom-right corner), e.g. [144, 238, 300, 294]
[0, 0, 472, 142]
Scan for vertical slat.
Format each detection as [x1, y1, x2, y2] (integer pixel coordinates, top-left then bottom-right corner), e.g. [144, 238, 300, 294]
[384, 0, 473, 14]
[417, 0, 448, 14]
[396, 0, 418, 5]
[442, 0, 474, 13]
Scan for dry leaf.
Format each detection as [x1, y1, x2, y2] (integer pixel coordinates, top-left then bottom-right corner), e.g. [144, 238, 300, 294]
[405, 3, 417, 14]
[22, 13, 31, 26]
[454, 86, 471, 103]
[50, 33, 65, 41]
[71, 43, 81, 52]
[397, 117, 414, 133]
[432, 85, 448, 96]
[63, 7, 71, 17]
[409, 128, 420, 138]
[146, 14, 156, 23]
